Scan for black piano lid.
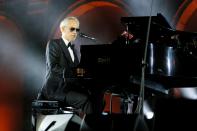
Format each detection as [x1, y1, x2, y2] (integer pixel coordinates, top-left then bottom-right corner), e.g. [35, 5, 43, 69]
[121, 13, 172, 29]
[120, 13, 175, 40]
[121, 13, 197, 39]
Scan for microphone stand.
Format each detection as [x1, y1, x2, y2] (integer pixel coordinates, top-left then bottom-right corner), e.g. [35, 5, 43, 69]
[125, 23, 130, 45]
[135, 11, 152, 115]
[133, 0, 154, 131]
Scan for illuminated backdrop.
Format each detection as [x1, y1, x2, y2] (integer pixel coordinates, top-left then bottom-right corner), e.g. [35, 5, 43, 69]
[0, 0, 197, 130]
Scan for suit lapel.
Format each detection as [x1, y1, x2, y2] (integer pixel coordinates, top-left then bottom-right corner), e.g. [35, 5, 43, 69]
[58, 38, 79, 66]
[58, 38, 73, 64]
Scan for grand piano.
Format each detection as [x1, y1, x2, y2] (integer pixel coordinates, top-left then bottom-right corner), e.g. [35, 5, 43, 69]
[76, 13, 197, 95]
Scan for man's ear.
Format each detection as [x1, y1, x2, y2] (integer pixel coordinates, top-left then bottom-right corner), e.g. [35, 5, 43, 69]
[60, 26, 65, 33]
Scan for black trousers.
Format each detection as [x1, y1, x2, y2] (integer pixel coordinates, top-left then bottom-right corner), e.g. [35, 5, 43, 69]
[64, 90, 93, 114]
[64, 88, 105, 115]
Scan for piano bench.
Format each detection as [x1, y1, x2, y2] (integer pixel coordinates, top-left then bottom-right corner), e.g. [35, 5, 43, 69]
[31, 100, 79, 114]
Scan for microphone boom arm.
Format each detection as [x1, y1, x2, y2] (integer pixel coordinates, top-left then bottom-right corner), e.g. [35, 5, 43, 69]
[79, 33, 97, 41]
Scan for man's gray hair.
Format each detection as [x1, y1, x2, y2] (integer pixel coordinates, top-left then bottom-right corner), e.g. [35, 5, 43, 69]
[60, 16, 79, 29]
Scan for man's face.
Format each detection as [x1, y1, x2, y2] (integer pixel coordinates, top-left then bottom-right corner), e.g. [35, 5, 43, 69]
[61, 19, 80, 42]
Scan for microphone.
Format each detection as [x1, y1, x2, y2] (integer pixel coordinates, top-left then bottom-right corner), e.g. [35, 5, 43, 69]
[79, 33, 96, 41]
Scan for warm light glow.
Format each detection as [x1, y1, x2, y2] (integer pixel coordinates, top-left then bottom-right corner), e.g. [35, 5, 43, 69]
[68, 1, 120, 17]
[176, 0, 197, 30]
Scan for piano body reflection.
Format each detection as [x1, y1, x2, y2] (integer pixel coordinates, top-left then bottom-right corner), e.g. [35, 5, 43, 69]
[76, 44, 168, 95]
[76, 13, 197, 95]
[78, 44, 142, 80]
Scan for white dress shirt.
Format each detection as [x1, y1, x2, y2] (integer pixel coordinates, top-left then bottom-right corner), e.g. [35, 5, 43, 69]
[62, 38, 75, 62]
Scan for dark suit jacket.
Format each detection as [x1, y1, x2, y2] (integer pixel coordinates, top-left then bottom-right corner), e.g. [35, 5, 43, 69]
[42, 38, 79, 102]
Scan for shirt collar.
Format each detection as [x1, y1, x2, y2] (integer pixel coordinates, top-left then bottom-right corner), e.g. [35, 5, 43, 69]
[62, 37, 70, 46]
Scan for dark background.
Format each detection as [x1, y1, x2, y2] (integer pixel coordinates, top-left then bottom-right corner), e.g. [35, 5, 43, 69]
[0, 0, 197, 130]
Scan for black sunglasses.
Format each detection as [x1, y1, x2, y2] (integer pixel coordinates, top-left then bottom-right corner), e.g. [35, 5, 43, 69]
[70, 27, 80, 32]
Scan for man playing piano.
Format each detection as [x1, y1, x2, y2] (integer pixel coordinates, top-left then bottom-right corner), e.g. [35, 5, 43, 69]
[41, 16, 93, 115]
